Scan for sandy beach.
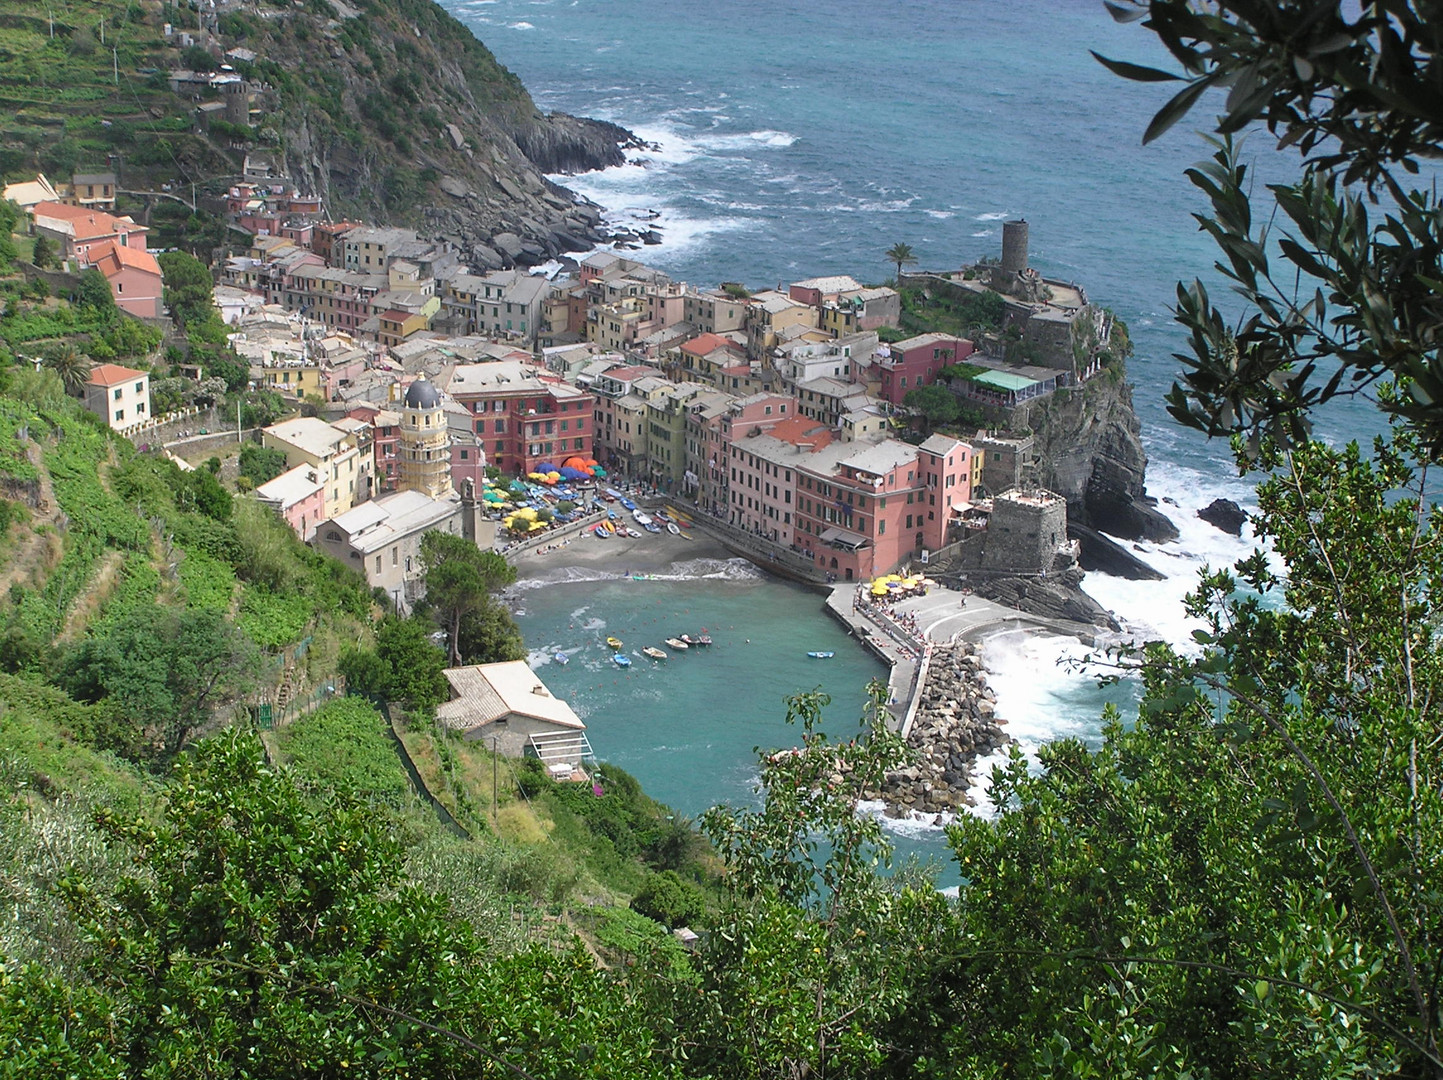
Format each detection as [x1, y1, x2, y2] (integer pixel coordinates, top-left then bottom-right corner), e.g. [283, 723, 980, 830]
[509, 522, 738, 580]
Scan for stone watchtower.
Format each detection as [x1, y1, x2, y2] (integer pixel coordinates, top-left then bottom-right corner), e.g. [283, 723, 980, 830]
[397, 379, 453, 499]
[222, 79, 252, 127]
[980, 488, 1068, 574]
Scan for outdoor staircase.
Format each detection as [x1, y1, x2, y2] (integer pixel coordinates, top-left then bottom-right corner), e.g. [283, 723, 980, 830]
[525, 731, 595, 770]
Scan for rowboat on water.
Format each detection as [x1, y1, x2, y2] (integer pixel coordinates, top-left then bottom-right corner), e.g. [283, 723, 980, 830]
[664, 637, 689, 651]
[694, 633, 712, 646]
[642, 646, 667, 660]
[554, 652, 569, 664]
[613, 653, 632, 668]
[807, 651, 836, 659]
[606, 636, 623, 649]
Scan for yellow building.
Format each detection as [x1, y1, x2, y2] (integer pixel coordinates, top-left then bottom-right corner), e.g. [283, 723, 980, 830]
[397, 379, 452, 499]
[262, 417, 370, 520]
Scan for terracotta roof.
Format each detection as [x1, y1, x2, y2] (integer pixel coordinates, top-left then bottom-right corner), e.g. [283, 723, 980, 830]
[87, 363, 147, 387]
[32, 201, 147, 243]
[89, 240, 161, 279]
[681, 332, 744, 357]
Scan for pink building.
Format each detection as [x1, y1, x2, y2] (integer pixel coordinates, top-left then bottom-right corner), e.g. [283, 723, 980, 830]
[255, 463, 326, 541]
[791, 433, 974, 581]
[788, 274, 863, 308]
[88, 240, 163, 318]
[858, 333, 974, 406]
[726, 414, 834, 546]
[29, 201, 149, 265]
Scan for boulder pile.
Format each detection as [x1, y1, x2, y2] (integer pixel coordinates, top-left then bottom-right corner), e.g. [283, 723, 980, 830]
[868, 641, 1012, 817]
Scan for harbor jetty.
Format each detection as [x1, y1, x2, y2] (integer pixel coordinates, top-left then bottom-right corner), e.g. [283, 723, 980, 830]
[827, 580, 1105, 818]
[868, 640, 1010, 814]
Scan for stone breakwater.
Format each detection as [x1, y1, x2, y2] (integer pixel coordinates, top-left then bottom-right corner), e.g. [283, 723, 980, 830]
[868, 640, 1012, 817]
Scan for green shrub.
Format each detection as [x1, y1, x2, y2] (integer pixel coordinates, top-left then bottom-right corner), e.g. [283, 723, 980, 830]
[630, 870, 706, 929]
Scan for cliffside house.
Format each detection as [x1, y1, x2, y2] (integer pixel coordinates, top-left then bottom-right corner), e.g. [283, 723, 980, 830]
[254, 464, 325, 541]
[861, 333, 975, 406]
[84, 364, 150, 431]
[69, 172, 118, 211]
[436, 661, 594, 769]
[88, 240, 164, 319]
[29, 201, 148, 267]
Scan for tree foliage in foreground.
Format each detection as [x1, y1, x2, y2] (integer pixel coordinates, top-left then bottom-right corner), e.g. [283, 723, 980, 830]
[1097, 0, 1443, 456]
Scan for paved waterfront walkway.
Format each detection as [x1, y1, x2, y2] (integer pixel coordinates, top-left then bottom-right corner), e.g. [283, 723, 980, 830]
[824, 583, 1105, 732]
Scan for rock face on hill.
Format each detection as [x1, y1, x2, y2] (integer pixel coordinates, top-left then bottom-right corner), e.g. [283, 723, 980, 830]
[218, 0, 644, 264]
[1017, 370, 1180, 546]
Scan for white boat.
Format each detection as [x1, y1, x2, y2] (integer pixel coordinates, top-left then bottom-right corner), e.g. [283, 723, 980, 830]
[667, 522, 681, 536]
[664, 637, 689, 651]
[807, 651, 835, 659]
[642, 646, 667, 660]
[633, 510, 653, 525]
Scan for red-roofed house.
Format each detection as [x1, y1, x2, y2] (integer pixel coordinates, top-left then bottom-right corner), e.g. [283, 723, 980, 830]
[29, 201, 148, 266]
[84, 364, 151, 431]
[88, 240, 163, 318]
[678, 332, 746, 384]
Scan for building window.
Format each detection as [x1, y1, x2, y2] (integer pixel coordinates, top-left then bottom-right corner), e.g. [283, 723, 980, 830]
[113, 388, 123, 401]
[114, 409, 123, 421]
[391, 547, 398, 566]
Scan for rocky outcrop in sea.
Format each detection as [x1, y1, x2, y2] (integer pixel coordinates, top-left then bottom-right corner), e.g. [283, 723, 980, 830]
[869, 641, 1011, 817]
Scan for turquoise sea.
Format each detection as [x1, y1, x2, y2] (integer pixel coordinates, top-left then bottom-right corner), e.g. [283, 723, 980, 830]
[442, 0, 1379, 868]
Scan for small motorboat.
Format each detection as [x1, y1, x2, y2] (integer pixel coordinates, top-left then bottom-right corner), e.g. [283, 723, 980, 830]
[807, 651, 836, 659]
[612, 653, 632, 668]
[632, 510, 652, 525]
[664, 637, 689, 651]
[643, 522, 662, 534]
[694, 634, 712, 647]
[620, 498, 637, 511]
[606, 636, 623, 649]
[667, 522, 681, 536]
[554, 652, 569, 664]
[642, 646, 667, 660]
[679, 634, 696, 647]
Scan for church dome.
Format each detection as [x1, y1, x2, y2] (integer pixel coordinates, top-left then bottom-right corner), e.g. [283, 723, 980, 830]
[404, 379, 441, 410]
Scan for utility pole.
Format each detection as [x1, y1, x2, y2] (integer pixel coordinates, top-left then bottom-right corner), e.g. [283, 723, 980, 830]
[236, 398, 241, 443]
[492, 736, 499, 826]
[113, 47, 118, 86]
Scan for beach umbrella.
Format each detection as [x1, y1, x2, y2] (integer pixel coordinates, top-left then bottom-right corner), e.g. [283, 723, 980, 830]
[536, 462, 559, 474]
[871, 583, 889, 596]
[561, 466, 586, 480]
[508, 480, 528, 494]
[591, 465, 608, 477]
[563, 456, 588, 470]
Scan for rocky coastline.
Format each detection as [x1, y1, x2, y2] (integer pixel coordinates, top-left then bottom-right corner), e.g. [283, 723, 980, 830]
[869, 641, 1012, 818]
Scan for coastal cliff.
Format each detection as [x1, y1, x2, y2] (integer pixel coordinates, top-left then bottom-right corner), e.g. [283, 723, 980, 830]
[242, 0, 641, 266]
[0, 0, 638, 265]
[1016, 367, 1179, 546]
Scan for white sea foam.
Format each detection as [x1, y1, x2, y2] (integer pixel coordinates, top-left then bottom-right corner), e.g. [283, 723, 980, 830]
[925, 209, 956, 220]
[859, 798, 957, 837]
[1082, 457, 1265, 653]
[507, 20, 535, 29]
[974, 210, 1011, 221]
[509, 556, 762, 591]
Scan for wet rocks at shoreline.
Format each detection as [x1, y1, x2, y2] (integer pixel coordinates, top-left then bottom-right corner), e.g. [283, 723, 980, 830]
[866, 641, 1012, 817]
